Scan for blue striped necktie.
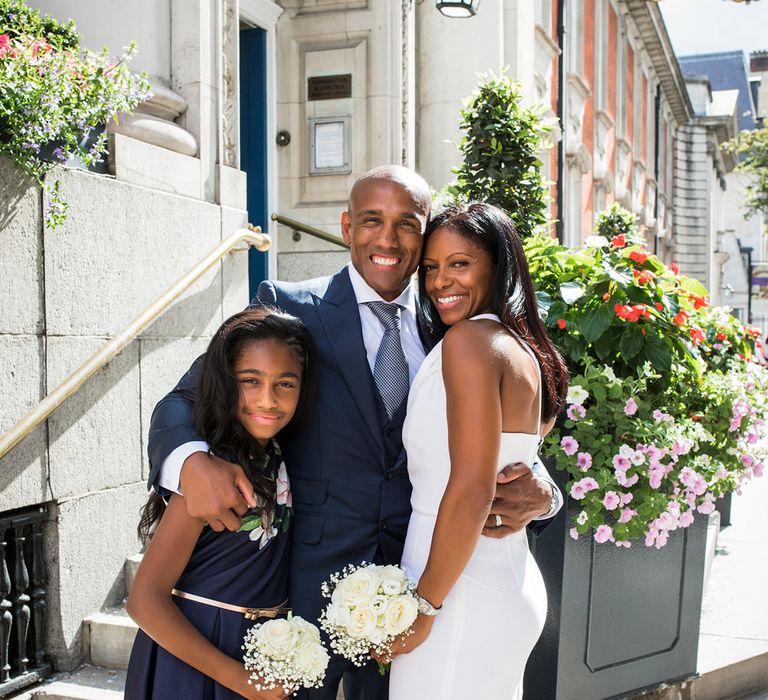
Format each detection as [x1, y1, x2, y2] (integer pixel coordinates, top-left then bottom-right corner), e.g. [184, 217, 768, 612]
[365, 302, 410, 419]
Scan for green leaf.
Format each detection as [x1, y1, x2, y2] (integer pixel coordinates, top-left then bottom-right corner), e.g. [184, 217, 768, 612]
[580, 304, 613, 343]
[560, 282, 586, 305]
[641, 334, 673, 375]
[236, 515, 262, 532]
[593, 333, 614, 361]
[619, 327, 643, 361]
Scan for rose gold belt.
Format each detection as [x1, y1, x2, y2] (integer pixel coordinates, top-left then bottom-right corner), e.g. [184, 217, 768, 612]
[171, 589, 290, 621]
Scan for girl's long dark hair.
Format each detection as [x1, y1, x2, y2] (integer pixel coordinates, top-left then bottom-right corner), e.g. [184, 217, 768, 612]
[418, 202, 569, 422]
[138, 308, 314, 542]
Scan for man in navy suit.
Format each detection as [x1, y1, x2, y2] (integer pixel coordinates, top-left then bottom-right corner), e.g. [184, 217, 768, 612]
[147, 165, 561, 699]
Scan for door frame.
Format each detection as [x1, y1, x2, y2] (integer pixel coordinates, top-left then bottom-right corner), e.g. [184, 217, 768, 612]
[240, 0, 282, 281]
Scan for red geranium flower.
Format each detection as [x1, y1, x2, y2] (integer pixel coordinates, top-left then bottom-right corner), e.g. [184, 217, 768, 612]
[611, 234, 626, 247]
[655, 302, 664, 311]
[614, 303, 632, 320]
[556, 319, 567, 330]
[669, 262, 680, 275]
[673, 311, 689, 326]
[716, 332, 727, 341]
[0, 34, 11, 59]
[602, 292, 611, 302]
[689, 328, 705, 345]
[629, 250, 648, 265]
[633, 269, 655, 285]
[691, 295, 708, 310]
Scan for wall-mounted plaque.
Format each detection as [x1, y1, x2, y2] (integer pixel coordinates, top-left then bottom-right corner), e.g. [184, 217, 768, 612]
[308, 74, 352, 101]
[309, 116, 351, 175]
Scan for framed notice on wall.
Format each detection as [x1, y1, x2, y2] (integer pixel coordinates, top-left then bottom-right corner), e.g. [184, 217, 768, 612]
[309, 116, 351, 175]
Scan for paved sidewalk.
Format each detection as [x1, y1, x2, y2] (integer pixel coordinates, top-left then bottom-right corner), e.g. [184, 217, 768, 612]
[695, 472, 768, 698]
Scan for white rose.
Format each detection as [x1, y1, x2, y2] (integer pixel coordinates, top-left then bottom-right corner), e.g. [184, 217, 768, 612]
[368, 625, 386, 647]
[256, 618, 299, 658]
[378, 565, 407, 595]
[294, 640, 329, 680]
[370, 595, 389, 615]
[324, 602, 350, 629]
[292, 616, 321, 643]
[336, 567, 380, 607]
[345, 604, 377, 639]
[566, 384, 589, 406]
[383, 595, 419, 637]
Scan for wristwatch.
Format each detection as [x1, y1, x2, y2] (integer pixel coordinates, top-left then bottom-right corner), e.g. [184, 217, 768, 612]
[415, 592, 441, 616]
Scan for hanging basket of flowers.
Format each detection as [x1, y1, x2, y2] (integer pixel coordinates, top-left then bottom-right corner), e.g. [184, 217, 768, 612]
[0, 0, 151, 227]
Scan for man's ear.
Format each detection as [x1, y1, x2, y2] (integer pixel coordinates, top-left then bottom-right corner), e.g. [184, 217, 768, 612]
[341, 211, 352, 246]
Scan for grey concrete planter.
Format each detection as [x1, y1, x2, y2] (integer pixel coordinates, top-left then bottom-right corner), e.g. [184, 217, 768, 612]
[524, 459, 707, 700]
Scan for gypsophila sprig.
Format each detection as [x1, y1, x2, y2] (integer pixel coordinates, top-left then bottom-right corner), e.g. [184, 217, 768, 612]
[241, 614, 328, 692]
[0, 0, 151, 227]
[319, 562, 419, 667]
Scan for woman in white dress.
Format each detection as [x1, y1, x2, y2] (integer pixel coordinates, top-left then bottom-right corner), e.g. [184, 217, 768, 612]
[388, 203, 570, 699]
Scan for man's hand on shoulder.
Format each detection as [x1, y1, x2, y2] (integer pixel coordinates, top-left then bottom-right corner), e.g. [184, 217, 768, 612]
[179, 452, 257, 532]
[483, 463, 553, 538]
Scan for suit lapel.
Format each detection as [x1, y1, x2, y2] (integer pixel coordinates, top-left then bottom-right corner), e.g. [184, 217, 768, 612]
[315, 269, 384, 451]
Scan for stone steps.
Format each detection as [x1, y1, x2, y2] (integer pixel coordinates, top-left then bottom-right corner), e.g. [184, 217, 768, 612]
[12, 665, 126, 700]
[83, 609, 138, 671]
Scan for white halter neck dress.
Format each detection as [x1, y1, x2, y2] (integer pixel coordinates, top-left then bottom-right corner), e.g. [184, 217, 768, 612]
[389, 314, 547, 699]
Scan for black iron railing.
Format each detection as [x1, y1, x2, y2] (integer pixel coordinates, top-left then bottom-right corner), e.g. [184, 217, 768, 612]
[0, 505, 50, 697]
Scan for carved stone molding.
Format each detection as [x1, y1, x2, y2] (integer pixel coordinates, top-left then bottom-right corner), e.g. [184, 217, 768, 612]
[220, 0, 239, 168]
[565, 73, 591, 158]
[614, 138, 632, 203]
[644, 177, 657, 227]
[593, 109, 615, 186]
[109, 76, 198, 157]
[632, 160, 646, 216]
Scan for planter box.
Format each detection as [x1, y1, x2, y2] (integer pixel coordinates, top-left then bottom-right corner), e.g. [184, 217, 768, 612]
[524, 460, 707, 699]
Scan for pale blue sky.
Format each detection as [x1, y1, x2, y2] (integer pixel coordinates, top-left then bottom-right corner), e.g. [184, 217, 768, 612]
[660, 0, 768, 57]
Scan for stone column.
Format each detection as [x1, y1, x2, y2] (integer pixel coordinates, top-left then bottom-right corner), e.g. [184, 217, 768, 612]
[416, 0, 505, 189]
[503, 0, 536, 103]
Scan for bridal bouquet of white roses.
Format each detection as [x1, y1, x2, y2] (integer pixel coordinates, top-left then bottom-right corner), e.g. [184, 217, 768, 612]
[242, 615, 329, 692]
[319, 562, 419, 666]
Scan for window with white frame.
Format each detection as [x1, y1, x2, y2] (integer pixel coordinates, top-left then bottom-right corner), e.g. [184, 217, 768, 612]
[536, 0, 552, 31]
[594, 0, 609, 111]
[567, 0, 584, 75]
[616, 24, 626, 138]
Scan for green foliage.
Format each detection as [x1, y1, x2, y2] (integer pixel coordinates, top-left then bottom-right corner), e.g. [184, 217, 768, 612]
[0, 0, 151, 227]
[724, 126, 768, 222]
[529, 205, 767, 546]
[445, 71, 554, 239]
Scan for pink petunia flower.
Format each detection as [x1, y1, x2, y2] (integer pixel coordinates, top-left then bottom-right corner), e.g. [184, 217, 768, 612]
[679, 511, 695, 528]
[603, 491, 621, 510]
[619, 508, 637, 523]
[624, 398, 638, 416]
[567, 404, 587, 421]
[561, 436, 579, 456]
[613, 454, 631, 471]
[577, 452, 593, 471]
[594, 525, 614, 543]
[569, 527, 579, 540]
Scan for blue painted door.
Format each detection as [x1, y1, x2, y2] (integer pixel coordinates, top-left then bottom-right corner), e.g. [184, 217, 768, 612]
[240, 27, 269, 300]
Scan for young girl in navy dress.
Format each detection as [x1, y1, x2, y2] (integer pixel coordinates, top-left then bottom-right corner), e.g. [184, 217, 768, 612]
[125, 308, 314, 699]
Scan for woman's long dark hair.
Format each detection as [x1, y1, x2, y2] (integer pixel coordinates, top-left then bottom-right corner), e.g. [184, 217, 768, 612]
[137, 308, 314, 542]
[418, 202, 569, 422]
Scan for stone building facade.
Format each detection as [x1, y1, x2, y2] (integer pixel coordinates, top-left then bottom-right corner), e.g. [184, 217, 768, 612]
[0, 0, 750, 690]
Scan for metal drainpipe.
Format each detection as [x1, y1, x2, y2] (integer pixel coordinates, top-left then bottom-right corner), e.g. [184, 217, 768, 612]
[653, 83, 661, 255]
[556, 0, 566, 243]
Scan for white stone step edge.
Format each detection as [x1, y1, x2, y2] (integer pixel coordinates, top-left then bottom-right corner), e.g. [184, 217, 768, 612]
[28, 664, 126, 700]
[124, 553, 143, 596]
[83, 610, 138, 671]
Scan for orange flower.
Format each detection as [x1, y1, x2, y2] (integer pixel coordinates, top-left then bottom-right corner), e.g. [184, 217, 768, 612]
[611, 234, 626, 247]
[655, 302, 664, 311]
[673, 311, 689, 326]
[556, 319, 567, 330]
[716, 332, 727, 341]
[629, 250, 648, 265]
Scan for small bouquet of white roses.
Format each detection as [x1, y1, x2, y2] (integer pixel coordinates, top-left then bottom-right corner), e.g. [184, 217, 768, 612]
[242, 614, 329, 692]
[319, 562, 419, 668]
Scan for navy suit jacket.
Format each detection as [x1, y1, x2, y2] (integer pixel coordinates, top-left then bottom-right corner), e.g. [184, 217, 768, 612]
[147, 267, 556, 623]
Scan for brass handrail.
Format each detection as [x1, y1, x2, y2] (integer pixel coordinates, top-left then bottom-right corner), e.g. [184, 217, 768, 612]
[271, 213, 349, 249]
[0, 226, 271, 461]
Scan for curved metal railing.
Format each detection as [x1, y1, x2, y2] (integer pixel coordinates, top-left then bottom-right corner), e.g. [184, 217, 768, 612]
[0, 226, 271, 461]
